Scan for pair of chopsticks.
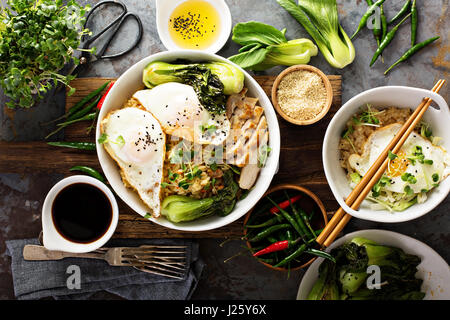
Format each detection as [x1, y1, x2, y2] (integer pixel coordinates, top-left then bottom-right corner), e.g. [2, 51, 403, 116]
[316, 79, 447, 248]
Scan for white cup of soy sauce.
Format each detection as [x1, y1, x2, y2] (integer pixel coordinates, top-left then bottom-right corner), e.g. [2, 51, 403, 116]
[41, 175, 119, 253]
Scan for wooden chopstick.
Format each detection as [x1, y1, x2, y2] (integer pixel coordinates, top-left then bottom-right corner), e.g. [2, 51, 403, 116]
[316, 79, 446, 247]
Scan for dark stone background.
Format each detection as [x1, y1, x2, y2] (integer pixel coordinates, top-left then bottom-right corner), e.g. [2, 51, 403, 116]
[0, 0, 448, 299]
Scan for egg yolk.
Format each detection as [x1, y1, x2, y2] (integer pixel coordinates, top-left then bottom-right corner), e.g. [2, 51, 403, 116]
[122, 128, 159, 164]
[387, 151, 410, 177]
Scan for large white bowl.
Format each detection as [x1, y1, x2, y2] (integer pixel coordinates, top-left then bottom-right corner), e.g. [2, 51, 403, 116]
[297, 229, 450, 300]
[96, 50, 280, 232]
[323, 86, 450, 223]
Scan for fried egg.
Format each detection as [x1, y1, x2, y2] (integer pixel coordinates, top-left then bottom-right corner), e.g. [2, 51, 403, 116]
[100, 106, 165, 217]
[349, 123, 450, 194]
[133, 82, 230, 145]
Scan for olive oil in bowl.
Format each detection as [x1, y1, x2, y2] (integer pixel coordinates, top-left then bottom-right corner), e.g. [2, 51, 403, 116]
[168, 0, 221, 50]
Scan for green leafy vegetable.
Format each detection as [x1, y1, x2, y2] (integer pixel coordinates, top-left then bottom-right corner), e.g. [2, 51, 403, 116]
[228, 21, 318, 70]
[401, 173, 417, 184]
[350, 172, 361, 184]
[142, 61, 244, 113]
[372, 176, 391, 197]
[420, 122, 433, 139]
[388, 151, 398, 160]
[161, 170, 239, 223]
[231, 21, 288, 46]
[404, 185, 414, 196]
[432, 173, 439, 183]
[97, 133, 125, 146]
[0, 0, 93, 108]
[308, 237, 425, 300]
[357, 104, 383, 125]
[258, 144, 272, 168]
[277, 0, 355, 69]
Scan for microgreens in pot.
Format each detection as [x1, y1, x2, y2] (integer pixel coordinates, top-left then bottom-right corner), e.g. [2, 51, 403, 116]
[0, 0, 93, 108]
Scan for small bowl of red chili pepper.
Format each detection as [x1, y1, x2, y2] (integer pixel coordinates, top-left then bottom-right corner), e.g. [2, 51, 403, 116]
[243, 184, 331, 272]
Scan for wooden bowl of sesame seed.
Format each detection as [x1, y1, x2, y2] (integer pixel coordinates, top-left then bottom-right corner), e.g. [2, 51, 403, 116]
[271, 65, 333, 126]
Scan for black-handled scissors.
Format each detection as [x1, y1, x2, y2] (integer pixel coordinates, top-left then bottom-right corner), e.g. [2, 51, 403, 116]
[71, 0, 143, 76]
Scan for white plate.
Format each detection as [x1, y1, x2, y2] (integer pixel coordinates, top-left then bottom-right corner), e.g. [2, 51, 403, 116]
[297, 229, 450, 300]
[96, 50, 280, 232]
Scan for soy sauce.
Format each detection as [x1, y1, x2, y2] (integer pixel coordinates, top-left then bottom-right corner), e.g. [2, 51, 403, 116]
[51, 183, 112, 243]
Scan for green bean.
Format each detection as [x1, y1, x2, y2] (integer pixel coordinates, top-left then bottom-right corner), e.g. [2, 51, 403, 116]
[45, 112, 98, 139]
[47, 141, 96, 151]
[258, 258, 275, 264]
[370, 13, 412, 66]
[293, 209, 310, 240]
[314, 228, 324, 237]
[306, 248, 336, 263]
[384, 36, 440, 74]
[67, 95, 101, 121]
[267, 196, 304, 239]
[86, 109, 100, 135]
[244, 214, 284, 229]
[283, 191, 310, 239]
[273, 242, 309, 268]
[365, 0, 380, 46]
[45, 81, 110, 125]
[247, 224, 291, 242]
[411, 0, 418, 46]
[351, 0, 386, 39]
[286, 229, 294, 242]
[388, 0, 411, 25]
[299, 209, 316, 239]
[267, 236, 278, 244]
[57, 112, 98, 127]
[245, 195, 286, 225]
[67, 81, 110, 116]
[69, 166, 106, 183]
[380, 4, 387, 41]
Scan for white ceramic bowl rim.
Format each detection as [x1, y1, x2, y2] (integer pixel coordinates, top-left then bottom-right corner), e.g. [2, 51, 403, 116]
[96, 50, 281, 232]
[155, 0, 232, 54]
[323, 86, 450, 223]
[297, 229, 450, 300]
[42, 175, 119, 253]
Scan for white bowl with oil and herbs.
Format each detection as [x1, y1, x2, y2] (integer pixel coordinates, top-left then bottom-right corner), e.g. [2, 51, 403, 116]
[155, 0, 232, 53]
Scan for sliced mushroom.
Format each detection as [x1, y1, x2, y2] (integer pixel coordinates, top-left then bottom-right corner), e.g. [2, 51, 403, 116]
[239, 164, 260, 190]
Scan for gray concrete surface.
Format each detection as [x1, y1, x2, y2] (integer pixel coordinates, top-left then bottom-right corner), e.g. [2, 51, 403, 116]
[0, 0, 448, 300]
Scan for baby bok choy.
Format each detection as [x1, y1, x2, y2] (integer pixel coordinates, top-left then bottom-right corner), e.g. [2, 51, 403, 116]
[307, 237, 425, 300]
[143, 61, 244, 95]
[228, 21, 318, 71]
[277, 0, 355, 69]
[142, 61, 244, 114]
[161, 170, 239, 223]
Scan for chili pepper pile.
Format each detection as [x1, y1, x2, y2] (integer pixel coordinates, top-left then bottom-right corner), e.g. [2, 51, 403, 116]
[45, 81, 113, 139]
[243, 190, 334, 270]
[352, 0, 439, 75]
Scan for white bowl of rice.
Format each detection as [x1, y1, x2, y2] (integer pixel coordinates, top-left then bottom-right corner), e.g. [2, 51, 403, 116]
[96, 50, 281, 231]
[323, 86, 450, 223]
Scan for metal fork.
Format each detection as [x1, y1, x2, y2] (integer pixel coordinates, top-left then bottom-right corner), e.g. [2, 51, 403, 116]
[23, 244, 188, 279]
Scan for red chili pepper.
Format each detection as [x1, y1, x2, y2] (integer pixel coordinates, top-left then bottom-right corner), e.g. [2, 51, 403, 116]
[269, 194, 301, 214]
[97, 81, 115, 110]
[253, 239, 302, 257]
